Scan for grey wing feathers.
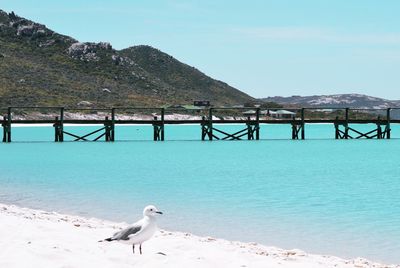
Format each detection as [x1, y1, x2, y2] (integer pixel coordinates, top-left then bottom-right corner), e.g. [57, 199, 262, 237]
[112, 225, 142, 240]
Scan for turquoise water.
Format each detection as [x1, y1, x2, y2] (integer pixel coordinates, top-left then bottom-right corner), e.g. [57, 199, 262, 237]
[1, 124, 400, 264]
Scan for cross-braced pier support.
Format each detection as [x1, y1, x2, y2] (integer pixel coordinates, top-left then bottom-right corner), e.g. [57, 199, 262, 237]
[334, 116, 391, 139]
[334, 108, 391, 139]
[53, 107, 64, 142]
[246, 117, 260, 140]
[107, 108, 116, 142]
[291, 121, 305, 140]
[291, 109, 305, 140]
[61, 116, 115, 142]
[201, 116, 213, 140]
[201, 109, 260, 141]
[152, 108, 164, 141]
[104, 116, 115, 142]
[152, 117, 164, 141]
[53, 116, 64, 142]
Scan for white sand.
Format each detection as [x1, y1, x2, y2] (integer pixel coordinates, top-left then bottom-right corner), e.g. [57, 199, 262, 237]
[0, 203, 398, 268]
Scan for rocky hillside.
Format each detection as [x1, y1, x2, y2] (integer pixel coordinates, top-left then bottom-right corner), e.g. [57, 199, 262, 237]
[261, 94, 400, 109]
[0, 10, 253, 108]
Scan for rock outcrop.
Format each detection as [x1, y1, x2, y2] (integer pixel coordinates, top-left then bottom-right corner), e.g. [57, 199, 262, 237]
[67, 42, 101, 61]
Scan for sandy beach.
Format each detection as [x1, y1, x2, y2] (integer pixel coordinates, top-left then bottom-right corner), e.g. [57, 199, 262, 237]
[0, 203, 398, 268]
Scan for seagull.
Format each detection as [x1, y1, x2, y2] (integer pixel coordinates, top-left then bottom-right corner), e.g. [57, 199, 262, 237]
[99, 205, 163, 254]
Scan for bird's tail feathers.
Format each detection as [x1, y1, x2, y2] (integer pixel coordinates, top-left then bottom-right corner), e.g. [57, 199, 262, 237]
[98, 237, 114, 242]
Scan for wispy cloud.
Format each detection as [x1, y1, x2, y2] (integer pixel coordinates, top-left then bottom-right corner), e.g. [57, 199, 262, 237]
[232, 27, 400, 45]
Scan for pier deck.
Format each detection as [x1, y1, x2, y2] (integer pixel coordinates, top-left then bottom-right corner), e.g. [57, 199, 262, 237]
[1, 107, 399, 142]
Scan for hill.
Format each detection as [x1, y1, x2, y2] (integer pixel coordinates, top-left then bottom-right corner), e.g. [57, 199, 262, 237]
[0, 10, 253, 108]
[261, 94, 400, 109]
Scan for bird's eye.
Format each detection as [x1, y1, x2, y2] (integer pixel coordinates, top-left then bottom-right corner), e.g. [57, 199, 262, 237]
[150, 209, 153, 211]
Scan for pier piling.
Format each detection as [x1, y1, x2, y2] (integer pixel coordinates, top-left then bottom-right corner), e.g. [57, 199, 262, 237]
[104, 116, 112, 141]
[201, 116, 212, 141]
[152, 110, 164, 141]
[2, 108, 12, 142]
[301, 108, 305, 140]
[53, 116, 63, 142]
[377, 116, 382, 139]
[2, 115, 8, 142]
[111, 108, 115, 142]
[209, 108, 213, 141]
[334, 116, 340, 139]
[386, 108, 391, 139]
[345, 108, 349, 139]
[246, 115, 259, 140]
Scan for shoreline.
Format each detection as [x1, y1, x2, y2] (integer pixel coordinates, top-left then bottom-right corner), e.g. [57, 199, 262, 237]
[0, 203, 398, 268]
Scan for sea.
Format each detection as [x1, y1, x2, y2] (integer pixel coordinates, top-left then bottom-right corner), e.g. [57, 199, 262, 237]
[0, 123, 399, 263]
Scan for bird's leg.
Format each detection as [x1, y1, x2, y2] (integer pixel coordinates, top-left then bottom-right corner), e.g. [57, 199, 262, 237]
[139, 244, 142, 255]
[132, 244, 135, 254]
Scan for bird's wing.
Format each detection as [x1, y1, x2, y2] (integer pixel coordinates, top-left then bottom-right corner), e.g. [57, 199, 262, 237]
[112, 223, 143, 241]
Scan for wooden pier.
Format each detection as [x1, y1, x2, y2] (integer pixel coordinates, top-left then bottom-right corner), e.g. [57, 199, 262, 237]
[1, 106, 399, 142]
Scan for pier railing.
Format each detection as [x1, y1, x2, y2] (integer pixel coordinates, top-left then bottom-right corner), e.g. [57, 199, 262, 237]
[2, 106, 400, 142]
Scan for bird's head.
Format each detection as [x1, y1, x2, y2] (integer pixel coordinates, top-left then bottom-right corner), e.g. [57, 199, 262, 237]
[143, 205, 163, 217]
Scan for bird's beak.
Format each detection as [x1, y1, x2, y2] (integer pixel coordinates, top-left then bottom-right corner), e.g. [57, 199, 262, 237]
[156, 211, 163, 214]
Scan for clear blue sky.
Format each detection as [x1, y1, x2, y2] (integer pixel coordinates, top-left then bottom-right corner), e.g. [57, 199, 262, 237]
[2, 0, 400, 99]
